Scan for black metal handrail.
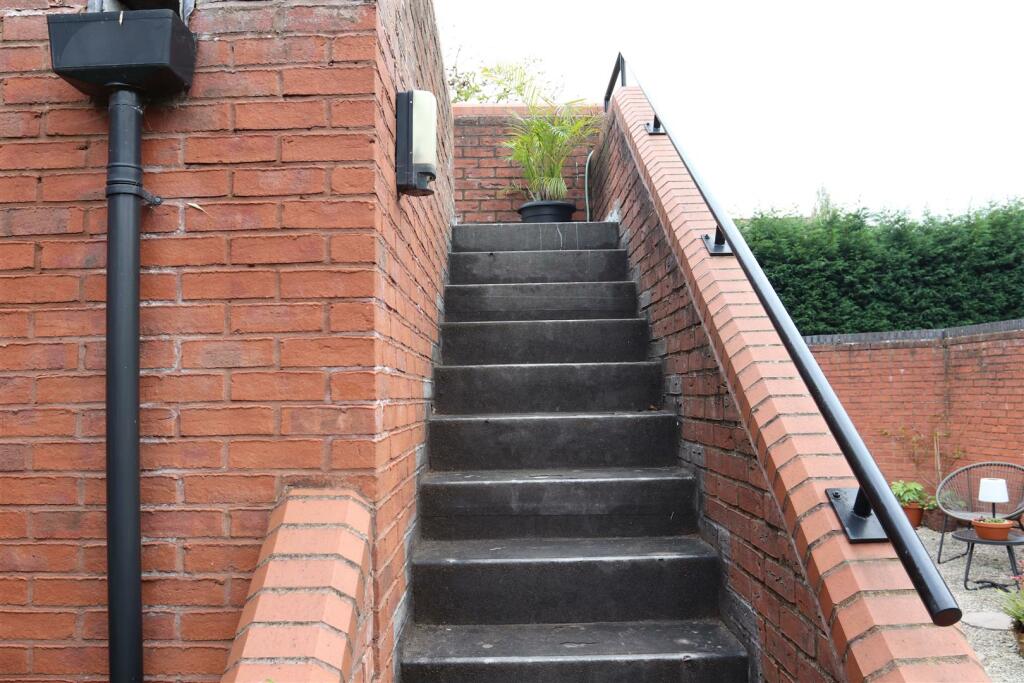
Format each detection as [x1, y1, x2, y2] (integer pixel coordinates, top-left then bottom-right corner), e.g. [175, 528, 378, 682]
[604, 53, 960, 627]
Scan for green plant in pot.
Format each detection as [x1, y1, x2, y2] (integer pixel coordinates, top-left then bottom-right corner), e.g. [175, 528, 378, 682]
[889, 480, 936, 528]
[504, 99, 600, 223]
[1003, 576, 1024, 656]
[972, 516, 1013, 541]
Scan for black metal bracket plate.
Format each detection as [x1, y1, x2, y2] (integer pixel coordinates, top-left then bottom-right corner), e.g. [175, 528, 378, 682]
[645, 121, 666, 135]
[702, 233, 733, 256]
[827, 488, 888, 543]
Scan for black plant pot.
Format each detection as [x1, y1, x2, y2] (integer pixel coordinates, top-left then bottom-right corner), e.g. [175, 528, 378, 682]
[517, 200, 576, 223]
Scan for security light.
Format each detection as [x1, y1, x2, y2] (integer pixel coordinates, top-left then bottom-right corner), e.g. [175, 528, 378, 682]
[396, 90, 438, 196]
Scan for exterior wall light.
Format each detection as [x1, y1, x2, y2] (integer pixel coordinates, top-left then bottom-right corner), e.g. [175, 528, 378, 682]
[397, 90, 438, 196]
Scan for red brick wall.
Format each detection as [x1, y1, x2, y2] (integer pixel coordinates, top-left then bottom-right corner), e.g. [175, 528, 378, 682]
[591, 88, 985, 683]
[591, 97, 839, 683]
[453, 104, 598, 223]
[811, 324, 1024, 492]
[0, 1, 452, 680]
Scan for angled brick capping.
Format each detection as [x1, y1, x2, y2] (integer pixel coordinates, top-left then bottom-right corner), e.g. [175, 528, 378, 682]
[223, 488, 373, 683]
[590, 88, 987, 682]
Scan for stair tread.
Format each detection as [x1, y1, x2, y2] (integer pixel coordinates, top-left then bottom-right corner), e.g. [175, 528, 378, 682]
[414, 535, 714, 564]
[437, 360, 660, 370]
[452, 248, 625, 255]
[447, 280, 635, 288]
[441, 317, 644, 327]
[429, 410, 677, 422]
[402, 619, 747, 663]
[422, 466, 691, 486]
[456, 222, 619, 229]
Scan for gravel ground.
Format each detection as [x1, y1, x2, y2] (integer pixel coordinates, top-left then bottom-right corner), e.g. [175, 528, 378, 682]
[917, 527, 1024, 682]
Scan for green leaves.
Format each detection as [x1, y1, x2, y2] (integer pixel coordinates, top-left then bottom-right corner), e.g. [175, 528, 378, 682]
[739, 202, 1024, 334]
[889, 480, 937, 508]
[503, 100, 600, 202]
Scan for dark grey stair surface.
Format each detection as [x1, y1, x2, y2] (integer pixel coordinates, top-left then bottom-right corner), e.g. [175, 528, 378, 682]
[450, 249, 628, 284]
[419, 467, 696, 539]
[434, 361, 661, 414]
[401, 620, 749, 683]
[412, 536, 719, 624]
[452, 221, 620, 252]
[428, 412, 677, 470]
[441, 319, 648, 365]
[445, 281, 637, 321]
[401, 221, 748, 681]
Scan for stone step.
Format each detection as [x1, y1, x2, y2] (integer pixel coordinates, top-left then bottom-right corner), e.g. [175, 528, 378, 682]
[400, 619, 749, 683]
[419, 467, 696, 539]
[452, 221, 619, 252]
[449, 249, 629, 284]
[444, 281, 637, 322]
[428, 411, 677, 470]
[440, 319, 648, 365]
[412, 535, 719, 625]
[433, 362, 661, 414]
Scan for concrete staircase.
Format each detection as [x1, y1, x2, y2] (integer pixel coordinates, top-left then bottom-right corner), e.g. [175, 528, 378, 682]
[399, 222, 748, 682]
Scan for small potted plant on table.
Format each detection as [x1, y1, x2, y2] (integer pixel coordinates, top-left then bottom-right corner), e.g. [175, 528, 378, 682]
[504, 100, 600, 223]
[972, 516, 1013, 541]
[889, 480, 936, 528]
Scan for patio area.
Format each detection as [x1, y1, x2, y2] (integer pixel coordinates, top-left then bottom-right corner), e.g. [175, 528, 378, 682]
[917, 527, 1024, 681]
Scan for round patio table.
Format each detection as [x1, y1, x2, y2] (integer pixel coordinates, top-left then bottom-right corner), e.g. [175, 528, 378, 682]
[951, 528, 1024, 590]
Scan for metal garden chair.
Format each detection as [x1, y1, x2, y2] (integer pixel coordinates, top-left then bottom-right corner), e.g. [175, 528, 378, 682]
[935, 461, 1024, 563]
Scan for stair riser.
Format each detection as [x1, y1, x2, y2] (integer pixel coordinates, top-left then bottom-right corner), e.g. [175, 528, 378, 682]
[413, 556, 718, 624]
[450, 250, 628, 284]
[401, 657, 749, 683]
[428, 414, 677, 470]
[444, 282, 637, 321]
[420, 477, 696, 539]
[452, 222, 619, 252]
[434, 363, 661, 414]
[441, 319, 648, 365]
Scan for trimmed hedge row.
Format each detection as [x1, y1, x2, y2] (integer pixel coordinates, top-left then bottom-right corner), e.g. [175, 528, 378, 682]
[738, 202, 1024, 335]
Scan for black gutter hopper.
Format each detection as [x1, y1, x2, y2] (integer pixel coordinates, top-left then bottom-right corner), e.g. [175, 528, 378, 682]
[47, 10, 196, 682]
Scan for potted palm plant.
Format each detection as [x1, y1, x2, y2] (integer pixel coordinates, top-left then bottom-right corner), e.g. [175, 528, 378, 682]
[504, 100, 600, 223]
[889, 480, 935, 528]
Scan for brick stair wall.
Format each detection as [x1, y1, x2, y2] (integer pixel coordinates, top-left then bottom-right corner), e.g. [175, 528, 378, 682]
[588, 88, 986, 682]
[0, 1, 452, 680]
[222, 488, 373, 683]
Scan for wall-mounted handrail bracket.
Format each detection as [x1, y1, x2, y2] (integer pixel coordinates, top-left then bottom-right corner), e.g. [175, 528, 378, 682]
[646, 115, 666, 135]
[827, 487, 888, 543]
[703, 227, 733, 256]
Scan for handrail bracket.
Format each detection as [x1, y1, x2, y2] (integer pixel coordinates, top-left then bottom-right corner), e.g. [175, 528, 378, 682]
[827, 487, 888, 543]
[702, 227, 733, 256]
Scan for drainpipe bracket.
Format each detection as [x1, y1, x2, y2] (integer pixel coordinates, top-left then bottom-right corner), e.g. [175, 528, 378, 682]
[106, 182, 163, 206]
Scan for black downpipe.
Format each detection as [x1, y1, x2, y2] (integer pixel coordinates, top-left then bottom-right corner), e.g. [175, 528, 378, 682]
[105, 88, 145, 683]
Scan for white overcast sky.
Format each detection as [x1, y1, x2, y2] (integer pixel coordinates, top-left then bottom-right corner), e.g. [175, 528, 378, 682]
[434, 0, 1024, 218]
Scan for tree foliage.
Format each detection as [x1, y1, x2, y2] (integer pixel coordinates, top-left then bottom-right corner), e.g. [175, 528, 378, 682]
[738, 201, 1024, 335]
[446, 57, 559, 104]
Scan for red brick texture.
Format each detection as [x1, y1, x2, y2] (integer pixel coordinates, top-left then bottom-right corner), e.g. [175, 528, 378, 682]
[223, 488, 373, 683]
[590, 88, 986, 682]
[453, 103, 597, 223]
[812, 326, 1024, 490]
[0, 1, 452, 680]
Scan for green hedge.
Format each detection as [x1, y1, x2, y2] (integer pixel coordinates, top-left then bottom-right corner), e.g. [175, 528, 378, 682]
[737, 202, 1024, 335]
